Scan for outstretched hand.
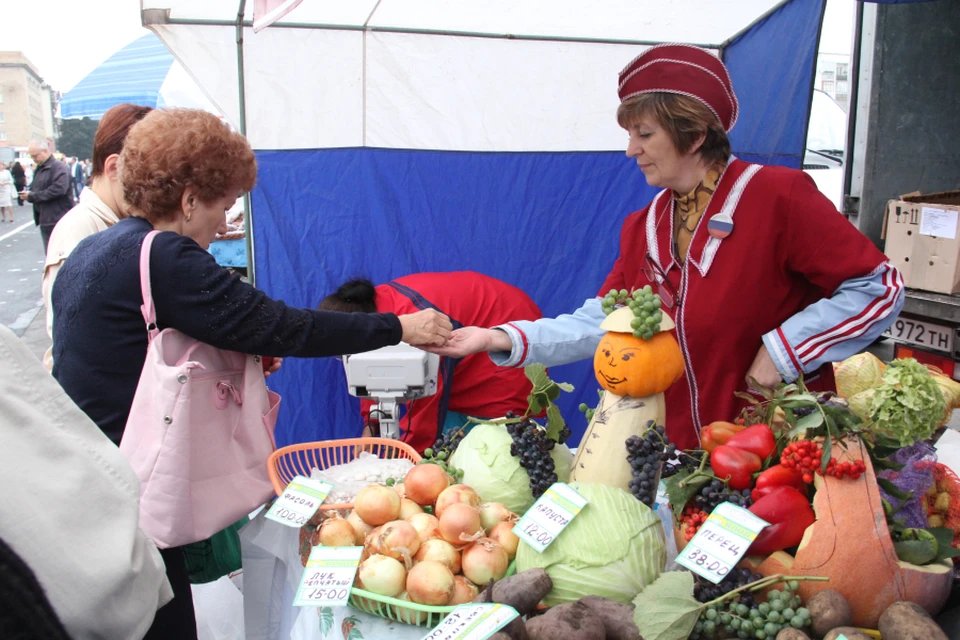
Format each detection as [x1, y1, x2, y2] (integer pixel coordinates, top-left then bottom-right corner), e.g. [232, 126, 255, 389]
[745, 344, 783, 392]
[421, 326, 511, 358]
[398, 309, 453, 347]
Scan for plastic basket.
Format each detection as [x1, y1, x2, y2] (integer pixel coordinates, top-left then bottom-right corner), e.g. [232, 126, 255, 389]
[267, 437, 421, 511]
[349, 562, 517, 627]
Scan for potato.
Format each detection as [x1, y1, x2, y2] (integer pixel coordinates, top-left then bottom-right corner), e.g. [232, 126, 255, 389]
[878, 601, 948, 640]
[472, 568, 552, 616]
[822, 628, 873, 640]
[807, 589, 853, 637]
[526, 601, 605, 640]
[934, 492, 952, 514]
[579, 596, 641, 640]
[928, 514, 946, 528]
[775, 629, 811, 640]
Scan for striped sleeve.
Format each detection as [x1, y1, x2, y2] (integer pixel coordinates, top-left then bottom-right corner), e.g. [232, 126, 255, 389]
[489, 297, 607, 368]
[763, 262, 904, 381]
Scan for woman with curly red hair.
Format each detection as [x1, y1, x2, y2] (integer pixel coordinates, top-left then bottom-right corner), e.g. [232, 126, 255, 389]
[50, 108, 451, 638]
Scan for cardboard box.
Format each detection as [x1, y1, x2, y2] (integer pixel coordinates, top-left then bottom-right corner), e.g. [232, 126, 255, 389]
[883, 190, 960, 294]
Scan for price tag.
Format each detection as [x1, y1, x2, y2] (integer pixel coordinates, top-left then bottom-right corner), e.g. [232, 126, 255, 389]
[293, 545, 363, 607]
[421, 603, 519, 640]
[512, 482, 588, 553]
[265, 475, 333, 527]
[676, 502, 769, 584]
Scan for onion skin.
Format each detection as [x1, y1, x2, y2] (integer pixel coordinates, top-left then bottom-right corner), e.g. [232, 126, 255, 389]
[377, 520, 421, 563]
[404, 465, 450, 506]
[406, 560, 455, 606]
[355, 484, 401, 525]
[462, 538, 509, 586]
[450, 575, 480, 605]
[407, 513, 442, 544]
[435, 485, 481, 518]
[399, 498, 424, 520]
[478, 502, 514, 533]
[438, 503, 483, 546]
[488, 521, 520, 560]
[347, 510, 375, 545]
[414, 538, 462, 574]
[364, 526, 384, 557]
[358, 554, 407, 598]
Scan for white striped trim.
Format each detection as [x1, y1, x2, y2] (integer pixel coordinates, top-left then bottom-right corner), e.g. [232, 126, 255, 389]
[765, 331, 797, 380]
[694, 163, 762, 276]
[676, 266, 703, 438]
[645, 189, 669, 277]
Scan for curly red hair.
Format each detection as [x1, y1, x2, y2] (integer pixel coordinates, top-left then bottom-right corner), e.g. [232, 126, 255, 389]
[120, 109, 257, 222]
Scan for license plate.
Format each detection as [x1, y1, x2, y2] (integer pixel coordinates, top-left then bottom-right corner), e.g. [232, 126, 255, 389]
[884, 317, 954, 353]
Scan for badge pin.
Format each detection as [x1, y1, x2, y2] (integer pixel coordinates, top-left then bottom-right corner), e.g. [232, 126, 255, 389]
[707, 213, 734, 239]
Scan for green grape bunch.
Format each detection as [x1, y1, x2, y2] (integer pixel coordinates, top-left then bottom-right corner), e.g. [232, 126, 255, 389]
[600, 286, 665, 340]
[690, 580, 813, 640]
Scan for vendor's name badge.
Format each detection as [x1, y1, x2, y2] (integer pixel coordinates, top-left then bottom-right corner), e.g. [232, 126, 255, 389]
[265, 475, 333, 527]
[294, 545, 363, 607]
[422, 603, 519, 640]
[677, 502, 769, 584]
[513, 482, 588, 553]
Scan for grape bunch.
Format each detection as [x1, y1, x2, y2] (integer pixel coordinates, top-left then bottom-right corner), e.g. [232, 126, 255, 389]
[600, 286, 664, 339]
[694, 569, 763, 608]
[626, 423, 675, 506]
[694, 479, 753, 513]
[690, 580, 812, 640]
[506, 417, 558, 499]
[419, 427, 466, 480]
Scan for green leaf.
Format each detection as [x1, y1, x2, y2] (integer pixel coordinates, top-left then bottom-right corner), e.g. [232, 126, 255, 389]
[779, 394, 819, 405]
[546, 404, 566, 441]
[872, 457, 906, 472]
[794, 411, 824, 434]
[928, 528, 960, 562]
[877, 477, 915, 503]
[821, 428, 833, 475]
[318, 607, 334, 636]
[666, 469, 712, 521]
[545, 382, 561, 402]
[894, 528, 939, 565]
[524, 363, 550, 390]
[632, 572, 702, 640]
[556, 382, 575, 392]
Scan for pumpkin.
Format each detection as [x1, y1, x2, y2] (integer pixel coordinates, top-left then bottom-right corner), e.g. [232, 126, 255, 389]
[743, 437, 951, 628]
[570, 307, 684, 490]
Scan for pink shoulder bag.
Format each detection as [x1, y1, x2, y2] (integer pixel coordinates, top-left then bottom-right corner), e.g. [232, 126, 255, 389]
[120, 230, 281, 549]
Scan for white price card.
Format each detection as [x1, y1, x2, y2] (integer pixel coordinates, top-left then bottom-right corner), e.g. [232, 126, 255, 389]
[421, 604, 519, 640]
[293, 545, 363, 607]
[512, 482, 588, 553]
[676, 502, 769, 584]
[265, 475, 333, 527]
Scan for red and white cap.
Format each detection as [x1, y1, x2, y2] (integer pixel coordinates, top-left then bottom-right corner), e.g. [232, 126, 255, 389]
[618, 43, 739, 132]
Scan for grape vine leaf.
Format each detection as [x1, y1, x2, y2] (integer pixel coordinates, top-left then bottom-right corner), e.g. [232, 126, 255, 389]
[545, 404, 566, 441]
[666, 467, 712, 521]
[632, 571, 702, 640]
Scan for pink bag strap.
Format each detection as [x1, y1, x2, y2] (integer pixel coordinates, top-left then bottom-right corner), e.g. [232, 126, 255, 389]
[139, 230, 161, 341]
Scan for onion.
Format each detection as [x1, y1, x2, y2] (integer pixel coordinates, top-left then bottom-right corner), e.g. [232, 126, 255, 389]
[364, 526, 384, 557]
[355, 484, 401, 525]
[414, 538, 462, 574]
[407, 513, 441, 544]
[435, 485, 481, 518]
[399, 498, 424, 520]
[405, 560, 455, 605]
[461, 538, 509, 586]
[396, 592, 427, 624]
[404, 465, 450, 506]
[438, 503, 483, 546]
[487, 521, 520, 559]
[449, 575, 480, 605]
[347, 510, 375, 545]
[358, 554, 407, 597]
[478, 502, 514, 533]
[393, 482, 406, 497]
[319, 515, 358, 547]
[377, 520, 421, 565]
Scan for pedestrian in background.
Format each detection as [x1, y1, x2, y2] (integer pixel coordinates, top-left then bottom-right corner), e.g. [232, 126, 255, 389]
[10, 161, 26, 206]
[20, 141, 74, 252]
[72, 156, 85, 198]
[0, 164, 13, 222]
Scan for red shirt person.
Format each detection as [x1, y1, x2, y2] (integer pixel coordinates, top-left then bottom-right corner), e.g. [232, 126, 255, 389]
[320, 273, 542, 452]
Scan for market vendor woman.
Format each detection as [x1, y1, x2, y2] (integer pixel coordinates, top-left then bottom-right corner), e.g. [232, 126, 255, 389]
[431, 44, 904, 451]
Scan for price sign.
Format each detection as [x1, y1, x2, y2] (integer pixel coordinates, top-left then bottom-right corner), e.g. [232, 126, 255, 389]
[512, 483, 588, 553]
[421, 604, 519, 640]
[676, 502, 769, 584]
[293, 545, 363, 607]
[265, 475, 333, 527]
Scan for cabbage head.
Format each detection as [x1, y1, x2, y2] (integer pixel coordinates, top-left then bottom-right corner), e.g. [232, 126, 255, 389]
[449, 422, 572, 514]
[516, 482, 666, 605]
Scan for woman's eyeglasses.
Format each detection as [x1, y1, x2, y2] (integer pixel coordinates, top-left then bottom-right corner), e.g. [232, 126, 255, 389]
[642, 253, 679, 309]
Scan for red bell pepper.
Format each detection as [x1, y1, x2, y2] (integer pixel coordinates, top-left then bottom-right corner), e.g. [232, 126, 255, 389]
[726, 424, 777, 460]
[748, 486, 816, 556]
[710, 445, 762, 491]
[750, 464, 808, 503]
[700, 421, 745, 453]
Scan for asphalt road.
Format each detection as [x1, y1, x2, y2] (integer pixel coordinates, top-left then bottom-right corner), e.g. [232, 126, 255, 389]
[0, 202, 46, 337]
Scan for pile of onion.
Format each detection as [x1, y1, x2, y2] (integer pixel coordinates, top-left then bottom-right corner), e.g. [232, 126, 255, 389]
[358, 554, 406, 598]
[404, 464, 450, 506]
[462, 538, 509, 585]
[406, 560, 455, 605]
[355, 485, 401, 525]
[439, 503, 483, 545]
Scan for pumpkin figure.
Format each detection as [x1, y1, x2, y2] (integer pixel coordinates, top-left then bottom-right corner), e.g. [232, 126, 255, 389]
[569, 305, 684, 490]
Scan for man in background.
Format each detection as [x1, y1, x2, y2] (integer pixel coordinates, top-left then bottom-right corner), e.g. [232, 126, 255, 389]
[19, 141, 73, 252]
[72, 156, 86, 198]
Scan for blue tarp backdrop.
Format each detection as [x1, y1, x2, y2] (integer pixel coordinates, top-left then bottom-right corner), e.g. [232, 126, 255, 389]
[252, 0, 827, 449]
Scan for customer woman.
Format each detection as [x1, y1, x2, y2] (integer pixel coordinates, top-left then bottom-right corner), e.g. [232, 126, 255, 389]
[51, 108, 451, 639]
[430, 44, 903, 451]
[11, 161, 26, 207]
[42, 104, 153, 370]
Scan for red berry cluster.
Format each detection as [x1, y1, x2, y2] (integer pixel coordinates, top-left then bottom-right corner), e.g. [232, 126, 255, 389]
[820, 458, 866, 480]
[781, 440, 823, 483]
[679, 505, 708, 541]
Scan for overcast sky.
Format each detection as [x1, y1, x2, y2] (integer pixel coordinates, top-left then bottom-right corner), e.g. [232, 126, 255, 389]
[1, 0, 856, 95]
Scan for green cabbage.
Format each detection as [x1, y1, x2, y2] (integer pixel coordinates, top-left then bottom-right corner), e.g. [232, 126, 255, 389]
[515, 482, 666, 606]
[867, 358, 946, 447]
[449, 422, 572, 515]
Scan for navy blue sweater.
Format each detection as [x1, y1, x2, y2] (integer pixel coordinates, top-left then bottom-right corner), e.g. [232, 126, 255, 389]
[52, 217, 402, 444]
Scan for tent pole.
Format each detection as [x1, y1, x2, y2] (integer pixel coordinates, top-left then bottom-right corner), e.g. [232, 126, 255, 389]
[841, 0, 864, 216]
[800, 0, 829, 169]
[236, 0, 255, 285]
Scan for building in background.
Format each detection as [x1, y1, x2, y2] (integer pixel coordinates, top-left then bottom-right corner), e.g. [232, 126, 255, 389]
[815, 52, 851, 112]
[0, 52, 58, 158]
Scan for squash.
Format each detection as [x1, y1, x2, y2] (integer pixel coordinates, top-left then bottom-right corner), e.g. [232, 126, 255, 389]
[569, 307, 684, 490]
[742, 437, 951, 628]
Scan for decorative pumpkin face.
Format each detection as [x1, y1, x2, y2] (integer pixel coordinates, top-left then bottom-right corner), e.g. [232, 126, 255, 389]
[594, 330, 684, 398]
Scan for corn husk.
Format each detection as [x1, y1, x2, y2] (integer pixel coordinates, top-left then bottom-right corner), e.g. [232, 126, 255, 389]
[834, 352, 887, 398]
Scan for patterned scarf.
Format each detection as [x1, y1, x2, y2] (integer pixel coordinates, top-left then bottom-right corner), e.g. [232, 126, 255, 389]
[673, 164, 724, 263]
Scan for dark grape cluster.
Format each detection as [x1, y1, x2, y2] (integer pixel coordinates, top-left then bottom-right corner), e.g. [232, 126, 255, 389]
[694, 479, 753, 513]
[694, 569, 762, 608]
[626, 423, 675, 507]
[690, 580, 812, 640]
[661, 450, 706, 479]
[506, 416, 558, 498]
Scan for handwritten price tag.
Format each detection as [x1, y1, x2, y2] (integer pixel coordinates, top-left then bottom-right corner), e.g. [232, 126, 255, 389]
[265, 475, 333, 528]
[513, 483, 588, 553]
[421, 604, 519, 640]
[293, 545, 363, 607]
[676, 502, 769, 584]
